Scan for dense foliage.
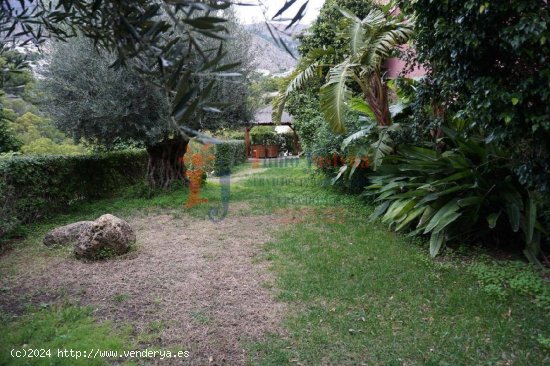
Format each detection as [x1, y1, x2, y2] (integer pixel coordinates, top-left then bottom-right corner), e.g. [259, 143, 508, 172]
[42, 36, 187, 188]
[250, 126, 280, 146]
[367, 130, 543, 261]
[43, 37, 172, 148]
[282, 0, 381, 152]
[283, 82, 324, 152]
[199, 11, 255, 131]
[298, 0, 381, 61]
[0, 49, 33, 97]
[399, 0, 550, 193]
[0, 48, 83, 155]
[213, 140, 246, 176]
[281, 1, 550, 262]
[0, 150, 147, 238]
[0, 113, 20, 153]
[276, 3, 411, 141]
[1, 1, 305, 145]
[1, 0, 244, 134]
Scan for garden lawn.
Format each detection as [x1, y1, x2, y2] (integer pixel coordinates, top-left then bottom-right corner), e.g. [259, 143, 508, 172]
[1, 160, 548, 365]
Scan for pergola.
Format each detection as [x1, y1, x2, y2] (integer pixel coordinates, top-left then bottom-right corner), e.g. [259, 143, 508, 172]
[245, 106, 300, 157]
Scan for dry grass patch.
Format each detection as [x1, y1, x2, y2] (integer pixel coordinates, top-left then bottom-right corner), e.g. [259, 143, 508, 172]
[0, 212, 285, 365]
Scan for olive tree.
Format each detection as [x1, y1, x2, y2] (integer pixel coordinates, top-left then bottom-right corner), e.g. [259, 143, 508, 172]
[42, 37, 185, 188]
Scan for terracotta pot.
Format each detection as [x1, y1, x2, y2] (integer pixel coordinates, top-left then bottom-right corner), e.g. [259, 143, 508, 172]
[251, 144, 266, 158]
[266, 144, 279, 158]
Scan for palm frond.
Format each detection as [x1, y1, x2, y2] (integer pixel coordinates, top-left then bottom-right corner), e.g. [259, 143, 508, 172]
[272, 47, 334, 124]
[370, 125, 397, 170]
[320, 61, 354, 134]
[338, 8, 363, 54]
[355, 10, 413, 73]
[361, 9, 387, 29]
[350, 98, 376, 120]
[342, 123, 375, 150]
[272, 61, 319, 124]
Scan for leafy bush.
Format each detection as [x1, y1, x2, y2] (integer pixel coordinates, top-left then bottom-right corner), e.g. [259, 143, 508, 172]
[280, 132, 295, 154]
[0, 103, 84, 155]
[250, 126, 278, 145]
[20, 137, 84, 155]
[213, 140, 246, 176]
[310, 112, 364, 175]
[0, 115, 21, 153]
[211, 129, 246, 141]
[0, 150, 147, 238]
[285, 90, 324, 152]
[399, 0, 550, 193]
[366, 129, 544, 262]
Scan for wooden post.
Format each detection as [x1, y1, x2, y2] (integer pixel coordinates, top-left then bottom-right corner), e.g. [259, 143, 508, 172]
[245, 127, 251, 157]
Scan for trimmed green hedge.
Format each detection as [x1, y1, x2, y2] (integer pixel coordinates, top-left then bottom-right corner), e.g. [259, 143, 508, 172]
[214, 140, 246, 176]
[0, 150, 147, 238]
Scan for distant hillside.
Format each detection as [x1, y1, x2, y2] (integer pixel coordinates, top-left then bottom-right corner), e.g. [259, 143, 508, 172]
[245, 23, 308, 74]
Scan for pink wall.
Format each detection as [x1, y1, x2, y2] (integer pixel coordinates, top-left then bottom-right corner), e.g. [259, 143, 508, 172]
[384, 56, 427, 79]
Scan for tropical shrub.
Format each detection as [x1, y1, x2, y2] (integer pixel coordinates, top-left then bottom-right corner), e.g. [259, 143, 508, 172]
[336, 90, 414, 180]
[0, 150, 147, 238]
[366, 129, 544, 263]
[280, 0, 382, 153]
[310, 111, 370, 192]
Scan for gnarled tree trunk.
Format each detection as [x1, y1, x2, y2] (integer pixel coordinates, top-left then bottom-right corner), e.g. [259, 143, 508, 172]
[146, 137, 188, 189]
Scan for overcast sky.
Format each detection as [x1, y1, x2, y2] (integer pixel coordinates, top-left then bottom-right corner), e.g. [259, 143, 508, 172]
[235, 0, 325, 25]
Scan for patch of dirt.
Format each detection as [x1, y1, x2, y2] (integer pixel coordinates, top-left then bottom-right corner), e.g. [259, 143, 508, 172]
[0, 213, 285, 365]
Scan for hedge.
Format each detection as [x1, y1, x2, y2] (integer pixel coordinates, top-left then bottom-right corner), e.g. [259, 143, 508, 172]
[213, 140, 246, 176]
[0, 150, 147, 238]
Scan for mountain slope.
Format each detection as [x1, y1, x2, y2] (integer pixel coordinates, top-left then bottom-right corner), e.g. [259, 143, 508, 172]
[246, 23, 308, 74]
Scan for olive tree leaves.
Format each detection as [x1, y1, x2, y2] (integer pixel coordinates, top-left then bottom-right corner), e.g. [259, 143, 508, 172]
[0, 1, 241, 136]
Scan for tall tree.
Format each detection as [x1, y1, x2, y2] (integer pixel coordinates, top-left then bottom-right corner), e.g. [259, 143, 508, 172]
[42, 37, 184, 188]
[42, 10, 253, 188]
[199, 9, 255, 131]
[1, 0, 238, 144]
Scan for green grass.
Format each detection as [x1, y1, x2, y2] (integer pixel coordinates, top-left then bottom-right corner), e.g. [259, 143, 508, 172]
[1, 158, 549, 365]
[242, 162, 550, 365]
[0, 305, 134, 365]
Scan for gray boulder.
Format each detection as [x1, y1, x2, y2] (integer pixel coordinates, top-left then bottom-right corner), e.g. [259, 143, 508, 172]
[43, 221, 93, 247]
[74, 214, 135, 260]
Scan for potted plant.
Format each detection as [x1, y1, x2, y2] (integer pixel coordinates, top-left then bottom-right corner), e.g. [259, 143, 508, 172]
[265, 132, 281, 158]
[250, 127, 270, 158]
